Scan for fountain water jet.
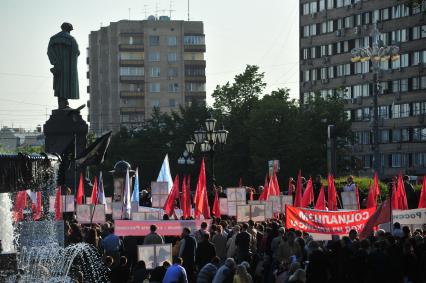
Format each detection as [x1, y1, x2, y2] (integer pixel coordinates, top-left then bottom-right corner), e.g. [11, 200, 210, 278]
[0, 193, 14, 253]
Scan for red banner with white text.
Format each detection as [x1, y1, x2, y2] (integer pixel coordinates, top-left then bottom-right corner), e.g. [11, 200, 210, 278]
[114, 220, 210, 236]
[285, 206, 376, 235]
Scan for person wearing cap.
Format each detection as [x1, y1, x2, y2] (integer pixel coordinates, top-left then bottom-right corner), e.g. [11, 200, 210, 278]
[143, 224, 164, 245]
[47, 22, 80, 109]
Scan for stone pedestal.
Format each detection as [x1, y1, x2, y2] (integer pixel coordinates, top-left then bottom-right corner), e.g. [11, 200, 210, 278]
[43, 109, 88, 191]
[0, 252, 17, 279]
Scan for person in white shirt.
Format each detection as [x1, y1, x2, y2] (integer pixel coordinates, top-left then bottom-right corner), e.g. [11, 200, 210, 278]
[343, 176, 356, 192]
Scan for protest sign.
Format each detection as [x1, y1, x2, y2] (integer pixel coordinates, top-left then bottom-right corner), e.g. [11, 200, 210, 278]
[112, 202, 123, 220]
[285, 205, 375, 235]
[281, 195, 293, 211]
[269, 196, 281, 213]
[76, 204, 106, 224]
[227, 201, 246, 216]
[341, 191, 358, 210]
[392, 208, 426, 225]
[19, 221, 64, 247]
[237, 205, 251, 222]
[250, 204, 266, 222]
[265, 201, 274, 219]
[105, 197, 112, 214]
[137, 244, 172, 269]
[49, 195, 75, 212]
[219, 198, 228, 215]
[227, 188, 246, 202]
[115, 220, 210, 236]
[151, 182, 169, 208]
[132, 211, 161, 221]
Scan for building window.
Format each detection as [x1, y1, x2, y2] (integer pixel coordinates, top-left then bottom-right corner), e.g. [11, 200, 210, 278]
[311, 69, 317, 81]
[320, 68, 328, 79]
[184, 35, 205, 45]
[120, 52, 144, 60]
[167, 52, 177, 62]
[401, 128, 409, 141]
[302, 3, 310, 15]
[413, 128, 426, 142]
[380, 130, 390, 143]
[328, 66, 334, 79]
[327, 0, 334, 9]
[363, 155, 372, 169]
[183, 52, 204, 60]
[168, 83, 179, 93]
[344, 16, 353, 28]
[381, 8, 390, 20]
[400, 104, 410, 118]
[185, 67, 205, 76]
[414, 153, 426, 167]
[391, 154, 402, 168]
[169, 99, 176, 107]
[149, 35, 160, 46]
[168, 67, 178, 77]
[379, 105, 389, 119]
[392, 129, 401, 142]
[150, 100, 160, 108]
[310, 24, 317, 36]
[413, 101, 426, 116]
[391, 29, 408, 43]
[303, 26, 310, 37]
[120, 67, 144, 76]
[303, 70, 310, 82]
[168, 36, 177, 46]
[185, 82, 205, 92]
[150, 67, 160, 77]
[319, 0, 326, 11]
[148, 52, 160, 62]
[310, 1, 317, 13]
[303, 48, 309, 60]
[149, 83, 160, 93]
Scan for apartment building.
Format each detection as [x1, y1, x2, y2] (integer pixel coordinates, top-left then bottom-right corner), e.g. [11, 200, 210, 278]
[300, 0, 426, 177]
[87, 16, 206, 135]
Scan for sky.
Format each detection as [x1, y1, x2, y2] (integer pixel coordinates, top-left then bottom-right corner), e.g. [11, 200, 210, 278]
[0, 0, 299, 130]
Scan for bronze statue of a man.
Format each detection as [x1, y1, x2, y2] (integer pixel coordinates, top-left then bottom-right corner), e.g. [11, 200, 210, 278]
[47, 23, 80, 109]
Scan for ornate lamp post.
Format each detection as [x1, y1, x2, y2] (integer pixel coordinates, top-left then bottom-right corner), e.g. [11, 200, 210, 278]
[177, 149, 195, 175]
[350, 22, 399, 175]
[192, 114, 229, 188]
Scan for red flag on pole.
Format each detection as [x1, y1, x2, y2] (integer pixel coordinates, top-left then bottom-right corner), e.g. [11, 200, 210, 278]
[239, 177, 243, 187]
[90, 176, 98, 205]
[301, 177, 314, 208]
[355, 185, 360, 209]
[212, 190, 221, 218]
[327, 174, 338, 211]
[164, 175, 180, 216]
[259, 174, 270, 201]
[360, 199, 391, 239]
[418, 176, 426, 208]
[55, 186, 62, 220]
[314, 185, 327, 210]
[268, 176, 277, 196]
[249, 189, 254, 201]
[194, 159, 210, 219]
[288, 178, 295, 196]
[13, 191, 27, 222]
[33, 191, 42, 220]
[294, 170, 303, 207]
[392, 175, 408, 210]
[272, 170, 280, 195]
[374, 172, 380, 197]
[181, 176, 189, 218]
[76, 173, 84, 205]
[366, 182, 376, 209]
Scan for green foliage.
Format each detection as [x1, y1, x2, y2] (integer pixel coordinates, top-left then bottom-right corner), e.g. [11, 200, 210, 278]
[333, 176, 389, 196]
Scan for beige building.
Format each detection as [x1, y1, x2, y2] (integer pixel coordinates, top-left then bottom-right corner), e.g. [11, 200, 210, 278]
[300, 0, 426, 177]
[87, 16, 206, 135]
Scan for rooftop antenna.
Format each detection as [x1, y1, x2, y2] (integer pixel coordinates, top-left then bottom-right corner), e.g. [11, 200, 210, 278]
[187, 0, 190, 21]
[143, 4, 148, 19]
[169, 0, 175, 19]
[155, 1, 159, 18]
[128, 8, 131, 20]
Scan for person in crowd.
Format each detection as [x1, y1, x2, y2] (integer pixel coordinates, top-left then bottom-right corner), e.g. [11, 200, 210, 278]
[86, 227, 100, 249]
[68, 223, 83, 244]
[277, 231, 302, 263]
[226, 225, 241, 259]
[403, 175, 417, 209]
[271, 227, 285, 262]
[196, 233, 216, 271]
[132, 260, 148, 283]
[194, 222, 209, 243]
[348, 229, 358, 243]
[343, 176, 356, 192]
[179, 227, 197, 282]
[235, 223, 252, 263]
[163, 257, 188, 283]
[150, 260, 170, 283]
[110, 256, 131, 283]
[212, 225, 228, 260]
[393, 222, 404, 238]
[144, 225, 164, 245]
[140, 189, 152, 207]
[196, 256, 220, 283]
[312, 175, 322, 202]
[233, 263, 252, 283]
[247, 220, 257, 254]
[212, 258, 236, 283]
[104, 256, 114, 280]
[102, 226, 122, 262]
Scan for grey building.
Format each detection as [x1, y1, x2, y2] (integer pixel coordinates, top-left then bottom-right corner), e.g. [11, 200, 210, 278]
[300, 0, 426, 177]
[87, 16, 206, 135]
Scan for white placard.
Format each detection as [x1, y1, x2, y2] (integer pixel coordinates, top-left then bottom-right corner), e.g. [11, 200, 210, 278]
[250, 204, 266, 222]
[227, 200, 246, 216]
[393, 208, 426, 225]
[227, 188, 246, 202]
[341, 191, 358, 210]
[131, 212, 146, 221]
[269, 196, 281, 213]
[151, 182, 169, 194]
[86, 197, 92, 205]
[76, 204, 106, 224]
[105, 197, 112, 214]
[138, 244, 172, 269]
[219, 198, 228, 215]
[265, 201, 274, 219]
[49, 195, 75, 212]
[112, 201, 123, 220]
[248, 200, 265, 205]
[237, 205, 251, 222]
[281, 195, 293, 211]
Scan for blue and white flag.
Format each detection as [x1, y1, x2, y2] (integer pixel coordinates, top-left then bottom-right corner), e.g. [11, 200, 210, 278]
[97, 171, 107, 209]
[131, 168, 140, 203]
[123, 168, 132, 219]
[157, 154, 173, 192]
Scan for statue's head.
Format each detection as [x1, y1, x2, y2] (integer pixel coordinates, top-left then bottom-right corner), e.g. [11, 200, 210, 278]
[61, 22, 73, 33]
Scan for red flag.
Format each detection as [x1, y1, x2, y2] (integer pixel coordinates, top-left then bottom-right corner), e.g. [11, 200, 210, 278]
[249, 189, 254, 201]
[272, 170, 280, 195]
[268, 176, 277, 196]
[259, 174, 270, 201]
[212, 190, 221, 218]
[194, 159, 210, 219]
[418, 176, 426, 208]
[13, 191, 27, 222]
[374, 172, 380, 197]
[33, 191, 42, 220]
[355, 185, 360, 209]
[314, 186, 327, 210]
[55, 187, 62, 220]
[294, 170, 303, 207]
[181, 176, 190, 219]
[392, 175, 408, 210]
[301, 177, 314, 207]
[90, 176, 98, 205]
[366, 182, 376, 209]
[288, 178, 295, 196]
[164, 175, 180, 216]
[239, 177, 243, 187]
[327, 174, 338, 211]
[360, 199, 391, 239]
[76, 173, 84, 205]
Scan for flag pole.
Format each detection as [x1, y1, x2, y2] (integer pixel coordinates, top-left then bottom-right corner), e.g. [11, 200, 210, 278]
[74, 133, 77, 196]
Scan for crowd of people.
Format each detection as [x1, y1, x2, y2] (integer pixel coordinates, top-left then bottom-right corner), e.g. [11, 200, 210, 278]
[64, 213, 426, 283]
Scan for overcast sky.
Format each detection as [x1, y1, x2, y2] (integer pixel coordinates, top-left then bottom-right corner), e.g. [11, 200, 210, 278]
[0, 0, 299, 129]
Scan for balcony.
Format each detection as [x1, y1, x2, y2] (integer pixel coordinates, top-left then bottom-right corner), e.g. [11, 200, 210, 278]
[185, 91, 206, 98]
[120, 59, 144, 67]
[120, 91, 144, 98]
[185, 76, 206, 82]
[184, 60, 206, 67]
[184, 44, 206, 52]
[120, 76, 145, 83]
[119, 44, 144, 51]
[120, 107, 145, 113]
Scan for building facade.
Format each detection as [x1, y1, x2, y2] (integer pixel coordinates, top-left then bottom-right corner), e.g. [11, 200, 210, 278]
[87, 17, 206, 135]
[300, 0, 426, 177]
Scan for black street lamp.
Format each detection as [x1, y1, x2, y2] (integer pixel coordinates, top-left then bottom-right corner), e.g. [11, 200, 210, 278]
[192, 114, 229, 189]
